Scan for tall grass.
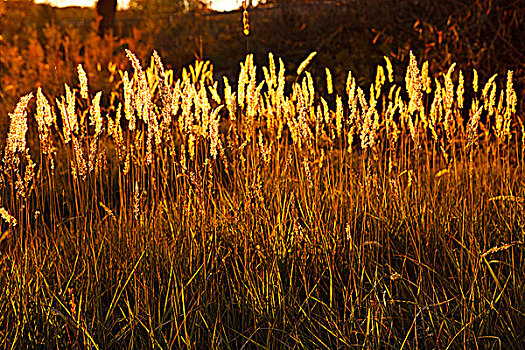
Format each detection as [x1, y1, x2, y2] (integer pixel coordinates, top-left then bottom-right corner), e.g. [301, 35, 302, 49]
[0, 49, 523, 349]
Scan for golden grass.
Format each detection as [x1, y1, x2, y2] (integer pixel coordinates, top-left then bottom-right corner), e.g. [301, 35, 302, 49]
[0, 49, 523, 348]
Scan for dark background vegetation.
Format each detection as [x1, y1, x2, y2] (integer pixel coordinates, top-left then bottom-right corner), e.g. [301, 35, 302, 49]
[1, 0, 523, 120]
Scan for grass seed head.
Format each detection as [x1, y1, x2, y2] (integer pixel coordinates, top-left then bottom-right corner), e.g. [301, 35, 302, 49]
[421, 61, 431, 94]
[457, 70, 464, 109]
[35, 88, 55, 156]
[297, 52, 317, 77]
[72, 135, 87, 180]
[467, 106, 483, 148]
[90, 91, 104, 136]
[473, 68, 479, 94]
[325, 67, 333, 95]
[405, 51, 423, 115]
[122, 71, 136, 131]
[77, 64, 89, 99]
[0, 208, 17, 226]
[375, 65, 385, 99]
[384, 56, 394, 83]
[335, 95, 343, 138]
[443, 63, 456, 112]
[4, 93, 33, 169]
[506, 70, 516, 115]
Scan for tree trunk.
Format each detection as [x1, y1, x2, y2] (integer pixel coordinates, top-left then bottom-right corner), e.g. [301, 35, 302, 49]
[96, 0, 117, 37]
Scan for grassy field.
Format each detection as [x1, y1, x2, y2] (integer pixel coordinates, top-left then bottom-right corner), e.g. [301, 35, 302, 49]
[0, 48, 524, 349]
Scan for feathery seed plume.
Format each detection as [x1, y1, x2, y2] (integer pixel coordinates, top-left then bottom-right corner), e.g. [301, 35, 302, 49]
[125, 49, 152, 122]
[19, 152, 35, 198]
[237, 57, 249, 111]
[306, 71, 315, 107]
[0, 208, 17, 226]
[297, 52, 317, 77]
[443, 63, 456, 111]
[405, 51, 423, 115]
[325, 67, 333, 94]
[66, 84, 76, 130]
[209, 105, 223, 159]
[506, 70, 516, 115]
[90, 91, 104, 136]
[473, 69, 479, 94]
[375, 66, 385, 99]
[384, 56, 394, 83]
[335, 95, 343, 138]
[35, 88, 55, 156]
[277, 57, 286, 98]
[347, 126, 355, 154]
[88, 135, 99, 174]
[320, 97, 330, 125]
[4, 93, 33, 168]
[57, 84, 78, 143]
[122, 71, 136, 131]
[421, 61, 431, 94]
[269, 52, 276, 89]
[209, 81, 222, 105]
[357, 87, 368, 113]
[72, 135, 87, 180]
[360, 100, 378, 149]
[481, 73, 497, 101]
[487, 81, 497, 118]
[457, 70, 464, 109]
[467, 106, 483, 148]
[77, 64, 89, 99]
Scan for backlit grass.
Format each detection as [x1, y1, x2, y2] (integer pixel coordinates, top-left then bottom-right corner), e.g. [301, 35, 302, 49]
[0, 50, 523, 349]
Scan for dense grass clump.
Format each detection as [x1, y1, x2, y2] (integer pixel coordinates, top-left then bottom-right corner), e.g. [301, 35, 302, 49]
[0, 50, 523, 349]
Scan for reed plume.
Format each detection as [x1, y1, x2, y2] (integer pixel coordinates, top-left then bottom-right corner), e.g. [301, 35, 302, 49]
[384, 56, 394, 83]
[405, 51, 423, 116]
[35, 88, 55, 159]
[297, 52, 317, 77]
[4, 93, 32, 169]
[77, 64, 89, 100]
[325, 67, 333, 95]
[0, 207, 17, 226]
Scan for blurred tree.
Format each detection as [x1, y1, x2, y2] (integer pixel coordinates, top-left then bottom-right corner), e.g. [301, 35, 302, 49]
[96, 0, 117, 36]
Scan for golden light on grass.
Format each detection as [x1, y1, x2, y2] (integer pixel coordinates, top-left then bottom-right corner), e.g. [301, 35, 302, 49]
[0, 47, 522, 349]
